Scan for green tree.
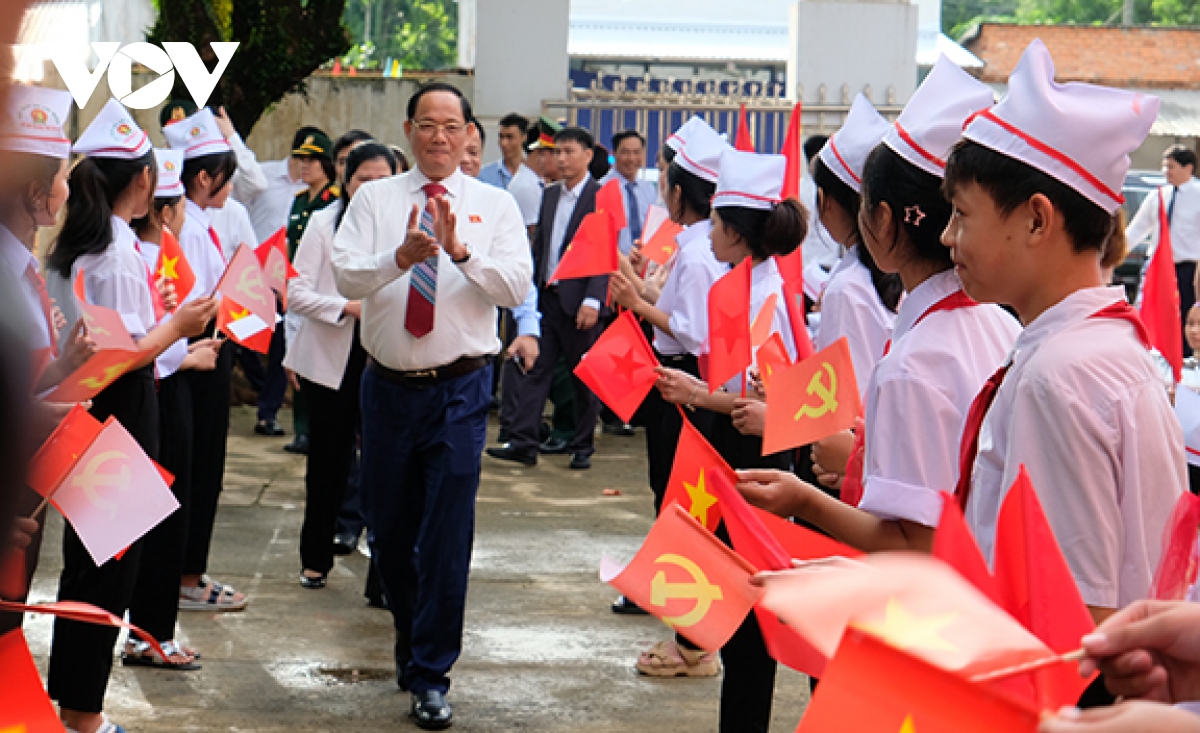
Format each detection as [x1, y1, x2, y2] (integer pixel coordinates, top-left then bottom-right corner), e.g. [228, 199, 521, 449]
[149, 0, 352, 133]
[340, 0, 457, 71]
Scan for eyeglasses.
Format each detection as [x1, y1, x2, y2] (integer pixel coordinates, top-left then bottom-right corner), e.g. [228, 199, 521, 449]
[413, 120, 467, 137]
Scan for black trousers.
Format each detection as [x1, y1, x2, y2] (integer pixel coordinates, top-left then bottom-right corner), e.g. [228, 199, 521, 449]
[299, 333, 366, 575]
[710, 413, 792, 733]
[48, 366, 157, 713]
[183, 337, 234, 576]
[1178, 261, 1196, 358]
[643, 352, 715, 513]
[509, 290, 602, 456]
[128, 371, 193, 643]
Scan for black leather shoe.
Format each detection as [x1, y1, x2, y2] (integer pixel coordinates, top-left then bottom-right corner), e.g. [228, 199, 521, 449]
[539, 436, 569, 454]
[410, 690, 453, 730]
[283, 435, 309, 454]
[569, 452, 591, 470]
[485, 445, 537, 466]
[496, 427, 510, 444]
[602, 422, 636, 436]
[332, 533, 357, 556]
[611, 595, 648, 615]
[254, 420, 285, 436]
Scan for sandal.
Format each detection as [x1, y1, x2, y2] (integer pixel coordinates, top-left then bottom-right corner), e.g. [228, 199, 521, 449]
[179, 575, 249, 612]
[635, 640, 721, 678]
[65, 713, 128, 733]
[299, 571, 327, 589]
[121, 639, 201, 671]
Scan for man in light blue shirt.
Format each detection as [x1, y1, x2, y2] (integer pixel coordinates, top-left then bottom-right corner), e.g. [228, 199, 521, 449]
[601, 129, 658, 254]
[478, 113, 529, 190]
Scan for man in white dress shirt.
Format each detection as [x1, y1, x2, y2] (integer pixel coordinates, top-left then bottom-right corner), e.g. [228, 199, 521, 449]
[1126, 144, 1200, 355]
[331, 83, 531, 730]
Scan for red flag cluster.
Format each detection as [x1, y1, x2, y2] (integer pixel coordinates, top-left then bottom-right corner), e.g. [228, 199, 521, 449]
[215, 242, 277, 353]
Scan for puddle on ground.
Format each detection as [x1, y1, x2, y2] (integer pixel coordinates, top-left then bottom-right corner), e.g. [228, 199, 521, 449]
[267, 661, 395, 687]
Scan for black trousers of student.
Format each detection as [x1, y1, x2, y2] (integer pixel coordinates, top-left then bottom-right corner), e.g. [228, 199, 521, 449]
[48, 366, 157, 713]
[1178, 261, 1197, 357]
[710, 413, 792, 733]
[299, 333, 367, 575]
[644, 352, 715, 513]
[128, 371, 193, 642]
[183, 337, 234, 577]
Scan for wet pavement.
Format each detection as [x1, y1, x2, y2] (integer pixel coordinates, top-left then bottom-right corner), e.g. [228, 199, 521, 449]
[28, 407, 809, 731]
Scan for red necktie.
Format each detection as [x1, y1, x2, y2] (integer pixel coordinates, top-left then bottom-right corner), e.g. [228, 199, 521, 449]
[404, 182, 448, 338]
[953, 299, 1151, 511]
[24, 262, 58, 358]
[208, 226, 225, 259]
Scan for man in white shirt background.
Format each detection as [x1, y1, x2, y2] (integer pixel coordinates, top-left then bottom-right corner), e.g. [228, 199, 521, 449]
[1126, 144, 1200, 355]
[477, 113, 528, 190]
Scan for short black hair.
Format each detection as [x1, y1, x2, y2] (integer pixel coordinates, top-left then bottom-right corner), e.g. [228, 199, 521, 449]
[803, 135, 829, 164]
[944, 140, 1114, 254]
[472, 119, 486, 147]
[525, 126, 541, 148]
[612, 129, 645, 151]
[555, 126, 594, 150]
[589, 144, 611, 180]
[499, 113, 529, 133]
[861, 144, 953, 269]
[665, 161, 715, 221]
[292, 126, 327, 152]
[1165, 144, 1197, 171]
[407, 82, 472, 122]
[333, 130, 374, 160]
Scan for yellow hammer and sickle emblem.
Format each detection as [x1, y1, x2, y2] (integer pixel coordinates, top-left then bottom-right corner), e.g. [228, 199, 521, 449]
[71, 450, 131, 519]
[650, 553, 724, 628]
[272, 259, 286, 282]
[83, 312, 110, 338]
[237, 266, 269, 306]
[794, 362, 838, 420]
[79, 359, 135, 390]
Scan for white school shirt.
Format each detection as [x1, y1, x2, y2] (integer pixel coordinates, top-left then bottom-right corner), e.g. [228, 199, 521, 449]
[816, 245, 895, 401]
[236, 158, 307, 245]
[207, 197, 259, 260]
[284, 205, 355, 390]
[857, 270, 1021, 527]
[965, 286, 1187, 608]
[48, 217, 156, 343]
[1125, 180, 1200, 263]
[653, 220, 724, 356]
[719, 257, 795, 393]
[0, 225, 53, 353]
[135, 238, 189, 379]
[331, 167, 532, 371]
[178, 199, 228, 301]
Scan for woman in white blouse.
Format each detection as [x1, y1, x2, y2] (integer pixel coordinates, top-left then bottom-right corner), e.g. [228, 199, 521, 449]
[285, 142, 397, 588]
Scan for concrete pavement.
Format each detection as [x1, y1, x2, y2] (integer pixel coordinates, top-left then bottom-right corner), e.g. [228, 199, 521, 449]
[27, 406, 809, 731]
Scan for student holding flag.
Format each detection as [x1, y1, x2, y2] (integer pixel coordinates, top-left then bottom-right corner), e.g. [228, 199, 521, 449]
[44, 100, 215, 733]
[164, 108, 250, 613]
[735, 57, 1021, 553]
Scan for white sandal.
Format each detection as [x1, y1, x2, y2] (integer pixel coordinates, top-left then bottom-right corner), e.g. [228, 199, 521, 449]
[179, 575, 249, 612]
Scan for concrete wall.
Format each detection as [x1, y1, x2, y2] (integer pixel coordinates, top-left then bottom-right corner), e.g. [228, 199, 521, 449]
[787, 0, 918, 106]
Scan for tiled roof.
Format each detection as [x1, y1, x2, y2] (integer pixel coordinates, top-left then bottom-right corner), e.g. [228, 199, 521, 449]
[963, 23, 1200, 89]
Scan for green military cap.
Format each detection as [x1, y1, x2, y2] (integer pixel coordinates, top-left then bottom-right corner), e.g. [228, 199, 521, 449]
[292, 130, 334, 160]
[527, 115, 563, 151]
[160, 99, 197, 128]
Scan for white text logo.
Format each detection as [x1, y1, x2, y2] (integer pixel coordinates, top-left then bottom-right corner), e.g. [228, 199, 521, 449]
[49, 42, 239, 110]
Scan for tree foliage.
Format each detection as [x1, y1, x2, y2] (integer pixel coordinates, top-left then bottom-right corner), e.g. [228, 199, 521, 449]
[339, 0, 457, 71]
[149, 0, 352, 133]
[946, 0, 1192, 37]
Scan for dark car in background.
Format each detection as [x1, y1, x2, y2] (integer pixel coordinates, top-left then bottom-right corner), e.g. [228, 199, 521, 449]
[1115, 169, 1166, 302]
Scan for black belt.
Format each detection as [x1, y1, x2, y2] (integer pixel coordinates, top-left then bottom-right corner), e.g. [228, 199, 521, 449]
[368, 355, 492, 387]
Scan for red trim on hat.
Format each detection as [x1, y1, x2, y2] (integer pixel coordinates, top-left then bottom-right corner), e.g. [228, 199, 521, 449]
[84, 131, 151, 158]
[713, 190, 781, 204]
[893, 122, 945, 170]
[829, 138, 861, 184]
[0, 132, 70, 144]
[678, 147, 718, 180]
[976, 110, 1124, 205]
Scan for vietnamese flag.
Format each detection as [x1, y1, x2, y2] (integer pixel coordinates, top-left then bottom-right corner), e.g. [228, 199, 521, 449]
[992, 466, 1095, 708]
[661, 417, 733, 532]
[758, 552, 1053, 677]
[594, 177, 628, 233]
[1141, 191, 1183, 381]
[762, 337, 861, 454]
[641, 215, 683, 266]
[1151, 490, 1200, 600]
[0, 629, 64, 733]
[256, 227, 298, 307]
[774, 248, 816, 361]
[601, 504, 762, 651]
[933, 494, 1001, 608]
[706, 258, 753, 392]
[213, 243, 276, 326]
[797, 628, 1040, 733]
[217, 296, 273, 354]
[750, 293, 778, 348]
[574, 310, 659, 423]
[550, 212, 619, 281]
[50, 417, 179, 566]
[779, 100, 804, 201]
[41, 347, 143, 404]
[756, 332, 792, 392]
[155, 227, 196, 303]
[734, 104, 755, 152]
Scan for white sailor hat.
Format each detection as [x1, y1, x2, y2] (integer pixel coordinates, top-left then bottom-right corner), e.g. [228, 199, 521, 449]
[154, 148, 185, 198]
[962, 39, 1158, 213]
[674, 123, 730, 184]
[666, 116, 709, 152]
[0, 85, 73, 159]
[883, 55, 995, 179]
[818, 94, 890, 194]
[162, 108, 233, 159]
[713, 149, 786, 211]
[72, 99, 152, 160]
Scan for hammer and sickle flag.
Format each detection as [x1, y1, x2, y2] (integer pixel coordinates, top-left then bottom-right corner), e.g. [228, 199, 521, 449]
[762, 336, 862, 455]
[0, 629, 64, 733]
[255, 227, 298, 308]
[213, 243, 276, 326]
[601, 504, 762, 651]
[639, 205, 682, 267]
[796, 629, 1039, 733]
[50, 417, 179, 566]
